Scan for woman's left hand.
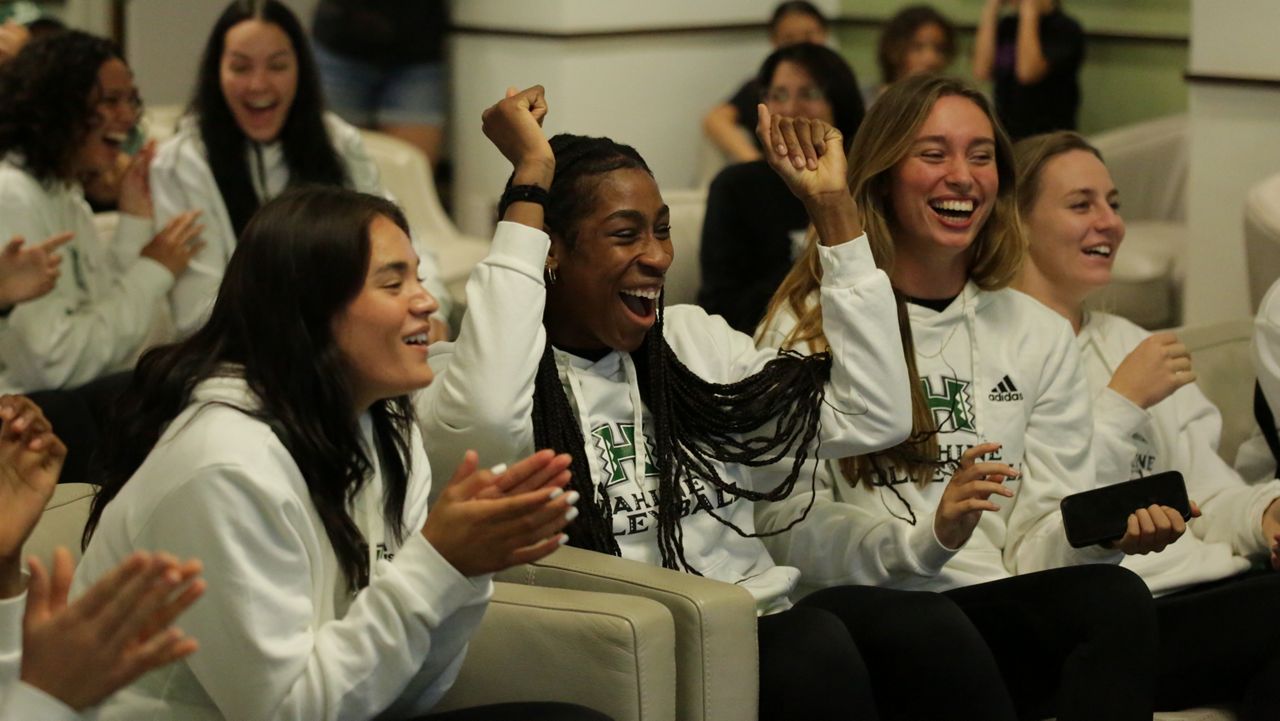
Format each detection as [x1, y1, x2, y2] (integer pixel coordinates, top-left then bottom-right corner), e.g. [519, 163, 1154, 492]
[1110, 501, 1198, 555]
[756, 104, 848, 203]
[0, 395, 65, 568]
[117, 140, 157, 219]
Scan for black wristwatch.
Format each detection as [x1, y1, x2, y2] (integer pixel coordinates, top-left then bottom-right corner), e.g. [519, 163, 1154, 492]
[501, 184, 550, 210]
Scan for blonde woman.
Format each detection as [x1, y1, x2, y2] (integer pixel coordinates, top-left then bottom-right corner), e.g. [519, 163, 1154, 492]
[1014, 130, 1280, 720]
[756, 74, 1173, 721]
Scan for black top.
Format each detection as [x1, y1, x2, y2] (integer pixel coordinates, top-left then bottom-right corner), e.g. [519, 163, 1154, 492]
[312, 0, 448, 66]
[727, 78, 765, 151]
[697, 160, 809, 334]
[904, 294, 959, 313]
[993, 9, 1084, 140]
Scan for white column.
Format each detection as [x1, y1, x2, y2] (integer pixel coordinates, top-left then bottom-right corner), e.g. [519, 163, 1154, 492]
[1184, 0, 1280, 323]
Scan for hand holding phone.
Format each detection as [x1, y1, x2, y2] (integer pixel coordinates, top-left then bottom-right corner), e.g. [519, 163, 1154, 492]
[1061, 470, 1193, 550]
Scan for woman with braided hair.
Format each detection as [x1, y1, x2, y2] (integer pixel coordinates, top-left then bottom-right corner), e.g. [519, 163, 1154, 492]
[418, 85, 1037, 720]
[756, 74, 1171, 721]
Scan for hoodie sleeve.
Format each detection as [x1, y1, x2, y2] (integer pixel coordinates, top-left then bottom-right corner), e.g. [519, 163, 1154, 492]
[1090, 387, 1150, 485]
[1005, 322, 1122, 574]
[0, 587, 85, 721]
[151, 134, 237, 338]
[720, 234, 912, 457]
[0, 188, 171, 390]
[1166, 384, 1280, 558]
[415, 221, 547, 476]
[107, 461, 490, 721]
[756, 463, 960, 588]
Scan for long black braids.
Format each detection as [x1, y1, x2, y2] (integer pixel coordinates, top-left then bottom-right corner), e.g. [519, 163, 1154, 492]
[510, 134, 838, 573]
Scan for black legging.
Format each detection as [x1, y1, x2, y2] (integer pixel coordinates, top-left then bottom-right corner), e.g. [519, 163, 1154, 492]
[1154, 568, 1280, 720]
[421, 702, 612, 720]
[945, 564, 1158, 721]
[760, 585, 1019, 721]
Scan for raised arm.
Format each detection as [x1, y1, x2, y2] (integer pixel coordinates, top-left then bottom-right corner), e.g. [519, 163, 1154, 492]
[972, 0, 1002, 81]
[416, 86, 556, 470]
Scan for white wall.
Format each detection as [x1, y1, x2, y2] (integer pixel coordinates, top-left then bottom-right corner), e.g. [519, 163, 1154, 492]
[125, 0, 319, 109]
[1183, 0, 1280, 324]
[450, 0, 838, 237]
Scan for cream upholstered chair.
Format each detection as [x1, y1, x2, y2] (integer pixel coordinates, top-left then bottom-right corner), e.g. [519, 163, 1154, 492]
[1088, 115, 1190, 329]
[1245, 172, 1280, 313]
[356, 129, 490, 311]
[25, 486, 679, 721]
[498, 545, 758, 721]
[1176, 318, 1258, 465]
[663, 187, 709, 307]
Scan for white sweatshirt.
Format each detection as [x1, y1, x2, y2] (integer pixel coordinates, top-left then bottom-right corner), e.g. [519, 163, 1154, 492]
[0, 157, 171, 392]
[0, 588, 88, 721]
[1237, 278, 1280, 482]
[756, 283, 1119, 594]
[416, 221, 911, 614]
[1082, 311, 1280, 595]
[151, 113, 450, 337]
[72, 375, 491, 721]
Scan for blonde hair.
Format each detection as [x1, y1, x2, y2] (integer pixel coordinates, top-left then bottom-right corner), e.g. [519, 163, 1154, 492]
[1013, 130, 1103, 219]
[759, 74, 1025, 487]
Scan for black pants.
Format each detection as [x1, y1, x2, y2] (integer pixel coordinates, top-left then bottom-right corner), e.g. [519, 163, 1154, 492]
[945, 564, 1158, 721]
[1154, 568, 1280, 720]
[759, 585, 1019, 721]
[27, 370, 131, 486]
[420, 702, 612, 720]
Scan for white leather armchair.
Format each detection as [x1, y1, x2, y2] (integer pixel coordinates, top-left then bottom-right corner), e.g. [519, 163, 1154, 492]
[1087, 115, 1190, 329]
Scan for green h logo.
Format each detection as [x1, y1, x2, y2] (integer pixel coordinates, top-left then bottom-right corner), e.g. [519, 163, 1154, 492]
[590, 422, 659, 486]
[920, 376, 975, 433]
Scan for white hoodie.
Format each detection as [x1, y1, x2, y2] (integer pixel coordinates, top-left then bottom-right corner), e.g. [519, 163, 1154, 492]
[1237, 277, 1280, 483]
[150, 113, 450, 337]
[0, 588, 88, 721]
[756, 283, 1119, 594]
[1082, 311, 1280, 595]
[73, 375, 491, 721]
[416, 221, 911, 614]
[0, 157, 170, 392]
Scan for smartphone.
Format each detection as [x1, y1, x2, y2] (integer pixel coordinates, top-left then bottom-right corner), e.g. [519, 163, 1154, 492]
[1060, 470, 1192, 549]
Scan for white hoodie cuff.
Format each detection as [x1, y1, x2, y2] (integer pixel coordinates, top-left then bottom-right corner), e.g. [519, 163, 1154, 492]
[1095, 387, 1150, 437]
[489, 221, 551, 281]
[817, 233, 875, 288]
[391, 532, 493, 618]
[0, 584, 27, 654]
[3, 682, 86, 721]
[910, 512, 960, 575]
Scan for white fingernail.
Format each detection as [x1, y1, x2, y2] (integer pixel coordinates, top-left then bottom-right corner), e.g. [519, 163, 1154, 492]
[564, 506, 579, 522]
[488, 463, 507, 476]
[557, 533, 570, 545]
[565, 491, 580, 506]
[548, 488, 564, 499]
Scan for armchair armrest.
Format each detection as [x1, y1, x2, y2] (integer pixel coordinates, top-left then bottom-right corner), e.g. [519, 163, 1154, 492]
[497, 546, 758, 721]
[433, 581, 677, 721]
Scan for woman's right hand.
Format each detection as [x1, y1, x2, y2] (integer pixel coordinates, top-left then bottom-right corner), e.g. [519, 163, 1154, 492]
[933, 442, 1018, 550]
[422, 449, 576, 576]
[140, 210, 204, 279]
[481, 85, 554, 188]
[1107, 332, 1194, 410]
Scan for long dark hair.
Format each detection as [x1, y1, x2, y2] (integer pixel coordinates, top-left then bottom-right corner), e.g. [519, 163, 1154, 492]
[0, 30, 121, 183]
[84, 187, 415, 592]
[757, 42, 866, 150]
[505, 134, 834, 573]
[191, 0, 347, 237]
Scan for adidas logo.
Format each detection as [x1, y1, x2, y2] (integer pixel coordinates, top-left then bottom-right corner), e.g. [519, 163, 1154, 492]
[988, 375, 1023, 402]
